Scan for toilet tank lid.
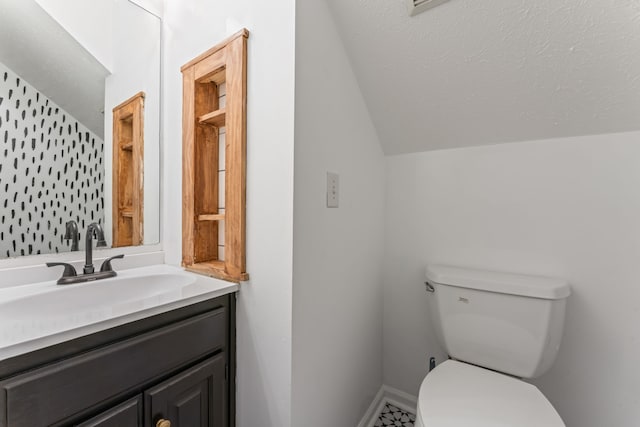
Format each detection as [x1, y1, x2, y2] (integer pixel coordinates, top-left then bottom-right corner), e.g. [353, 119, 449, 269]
[425, 264, 570, 300]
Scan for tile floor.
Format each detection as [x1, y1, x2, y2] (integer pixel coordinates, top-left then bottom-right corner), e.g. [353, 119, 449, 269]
[374, 403, 416, 427]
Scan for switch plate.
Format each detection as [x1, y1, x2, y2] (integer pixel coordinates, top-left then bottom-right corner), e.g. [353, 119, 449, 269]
[327, 172, 339, 208]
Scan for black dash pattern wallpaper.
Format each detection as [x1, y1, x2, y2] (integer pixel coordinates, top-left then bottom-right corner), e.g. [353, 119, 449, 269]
[0, 61, 105, 258]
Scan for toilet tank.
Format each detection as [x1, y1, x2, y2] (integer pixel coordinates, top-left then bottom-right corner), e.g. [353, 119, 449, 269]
[425, 265, 570, 379]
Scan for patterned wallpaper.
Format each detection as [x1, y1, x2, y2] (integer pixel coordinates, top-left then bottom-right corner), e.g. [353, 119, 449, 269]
[0, 61, 105, 258]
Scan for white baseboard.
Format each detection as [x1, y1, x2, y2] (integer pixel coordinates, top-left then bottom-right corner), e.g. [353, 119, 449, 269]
[356, 384, 418, 427]
[382, 385, 418, 414]
[356, 387, 385, 427]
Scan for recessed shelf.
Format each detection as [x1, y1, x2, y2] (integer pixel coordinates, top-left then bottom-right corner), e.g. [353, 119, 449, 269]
[112, 91, 145, 247]
[182, 29, 249, 283]
[198, 109, 226, 127]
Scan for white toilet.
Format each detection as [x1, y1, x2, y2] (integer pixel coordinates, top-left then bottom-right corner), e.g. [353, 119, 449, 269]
[416, 264, 571, 427]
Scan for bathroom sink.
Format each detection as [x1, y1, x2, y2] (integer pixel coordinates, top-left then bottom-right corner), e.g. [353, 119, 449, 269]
[0, 264, 238, 359]
[0, 273, 192, 319]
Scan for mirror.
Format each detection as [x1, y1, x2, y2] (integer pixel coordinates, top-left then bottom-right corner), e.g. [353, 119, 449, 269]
[0, 0, 160, 258]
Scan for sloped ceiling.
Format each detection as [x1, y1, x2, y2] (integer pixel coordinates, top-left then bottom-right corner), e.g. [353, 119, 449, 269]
[324, 0, 640, 154]
[0, 0, 108, 138]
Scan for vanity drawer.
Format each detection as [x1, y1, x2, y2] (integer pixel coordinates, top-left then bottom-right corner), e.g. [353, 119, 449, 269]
[0, 308, 227, 427]
[77, 395, 142, 427]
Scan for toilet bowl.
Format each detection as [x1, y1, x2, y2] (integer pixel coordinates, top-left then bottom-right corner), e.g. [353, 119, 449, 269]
[417, 264, 570, 426]
[415, 360, 564, 427]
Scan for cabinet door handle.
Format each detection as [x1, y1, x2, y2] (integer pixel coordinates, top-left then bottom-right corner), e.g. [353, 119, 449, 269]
[156, 419, 171, 427]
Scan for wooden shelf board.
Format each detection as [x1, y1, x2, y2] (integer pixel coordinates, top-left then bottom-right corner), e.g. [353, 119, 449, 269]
[199, 67, 226, 85]
[198, 109, 226, 126]
[120, 209, 134, 218]
[184, 260, 249, 283]
[198, 214, 225, 221]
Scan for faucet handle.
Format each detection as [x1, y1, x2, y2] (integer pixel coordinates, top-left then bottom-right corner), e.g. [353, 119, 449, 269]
[100, 254, 125, 273]
[46, 262, 78, 278]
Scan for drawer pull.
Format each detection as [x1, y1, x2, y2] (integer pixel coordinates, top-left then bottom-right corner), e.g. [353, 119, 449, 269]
[157, 419, 171, 427]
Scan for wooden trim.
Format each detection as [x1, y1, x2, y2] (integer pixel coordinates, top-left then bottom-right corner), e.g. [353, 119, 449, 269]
[198, 66, 226, 85]
[182, 67, 196, 266]
[112, 92, 145, 247]
[112, 91, 145, 111]
[180, 29, 249, 71]
[194, 51, 226, 81]
[223, 35, 248, 278]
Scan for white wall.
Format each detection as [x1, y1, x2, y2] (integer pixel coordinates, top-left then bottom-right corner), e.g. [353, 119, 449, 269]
[161, 1, 296, 426]
[292, 0, 386, 426]
[35, 0, 114, 71]
[130, 0, 163, 18]
[384, 131, 640, 427]
[103, 0, 161, 246]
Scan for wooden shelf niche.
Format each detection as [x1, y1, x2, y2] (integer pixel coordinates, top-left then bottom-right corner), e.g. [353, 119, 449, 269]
[181, 29, 249, 283]
[112, 92, 145, 247]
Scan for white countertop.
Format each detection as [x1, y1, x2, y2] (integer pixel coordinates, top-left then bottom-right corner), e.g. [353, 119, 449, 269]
[0, 264, 238, 361]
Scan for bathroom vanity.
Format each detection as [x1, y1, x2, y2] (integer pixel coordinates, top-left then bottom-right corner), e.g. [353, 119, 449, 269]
[0, 265, 238, 427]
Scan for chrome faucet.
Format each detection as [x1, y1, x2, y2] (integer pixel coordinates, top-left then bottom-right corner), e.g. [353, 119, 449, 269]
[47, 223, 124, 285]
[84, 222, 107, 274]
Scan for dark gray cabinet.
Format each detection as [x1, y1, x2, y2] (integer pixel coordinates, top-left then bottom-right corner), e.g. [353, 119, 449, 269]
[146, 354, 227, 427]
[0, 295, 235, 427]
[77, 396, 142, 427]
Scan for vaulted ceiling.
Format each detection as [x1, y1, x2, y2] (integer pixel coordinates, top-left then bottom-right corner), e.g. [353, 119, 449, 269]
[325, 0, 640, 154]
[0, 0, 108, 137]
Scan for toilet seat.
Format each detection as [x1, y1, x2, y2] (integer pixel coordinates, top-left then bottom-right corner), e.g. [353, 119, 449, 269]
[416, 360, 565, 427]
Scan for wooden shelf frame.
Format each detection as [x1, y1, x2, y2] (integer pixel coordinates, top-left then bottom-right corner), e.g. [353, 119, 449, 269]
[182, 29, 249, 283]
[112, 91, 145, 248]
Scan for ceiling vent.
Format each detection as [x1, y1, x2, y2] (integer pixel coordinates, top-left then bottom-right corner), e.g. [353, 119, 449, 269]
[407, 0, 452, 16]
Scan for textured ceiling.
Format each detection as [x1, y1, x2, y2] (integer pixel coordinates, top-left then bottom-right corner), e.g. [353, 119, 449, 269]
[325, 0, 640, 154]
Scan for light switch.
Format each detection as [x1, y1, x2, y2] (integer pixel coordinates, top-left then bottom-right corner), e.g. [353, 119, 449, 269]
[327, 172, 339, 208]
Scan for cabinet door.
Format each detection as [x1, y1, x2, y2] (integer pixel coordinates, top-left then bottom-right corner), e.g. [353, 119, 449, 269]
[145, 354, 227, 427]
[77, 395, 142, 427]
